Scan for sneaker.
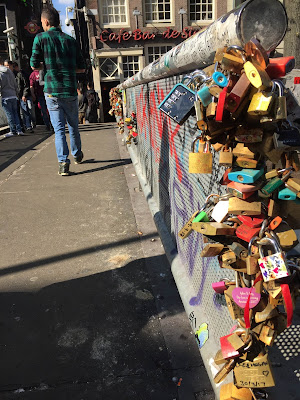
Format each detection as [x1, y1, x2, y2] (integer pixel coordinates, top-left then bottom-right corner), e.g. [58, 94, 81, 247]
[17, 131, 25, 136]
[74, 151, 84, 164]
[4, 132, 14, 138]
[26, 127, 34, 133]
[58, 162, 70, 176]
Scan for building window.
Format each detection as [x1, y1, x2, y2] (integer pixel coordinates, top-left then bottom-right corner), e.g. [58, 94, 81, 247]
[0, 5, 8, 60]
[190, 0, 214, 22]
[102, 0, 127, 24]
[147, 45, 173, 64]
[144, 0, 171, 23]
[122, 56, 139, 79]
[100, 57, 119, 78]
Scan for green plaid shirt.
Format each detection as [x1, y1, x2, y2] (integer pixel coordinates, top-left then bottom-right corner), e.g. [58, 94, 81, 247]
[30, 27, 85, 98]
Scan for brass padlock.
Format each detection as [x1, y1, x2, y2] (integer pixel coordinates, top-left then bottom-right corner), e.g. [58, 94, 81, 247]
[232, 143, 256, 159]
[220, 382, 253, 400]
[189, 135, 212, 174]
[247, 86, 276, 116]
[219, 145, 233, 167]
[192, 222, 236, 236]
[234, 350, 275, 388]
[222, 250, 237, 265]
[228, 197, 262, 215]
[235, 157, 258, 169]
[221, 45, 246, 74]
[246, 236, 260, 275]
[201, 243, 224, 257]
[214, 358, 236, 384]
[206, 100, 218, 118]
[178, 210, 200, 239]
[273, 79, 287, 121]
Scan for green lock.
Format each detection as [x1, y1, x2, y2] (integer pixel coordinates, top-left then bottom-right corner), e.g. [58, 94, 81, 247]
[193, 210, 210, 223]
[259, 170, 292, 197]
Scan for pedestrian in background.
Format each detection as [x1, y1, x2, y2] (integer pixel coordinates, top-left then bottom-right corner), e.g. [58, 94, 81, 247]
[12, 62, 34, 133]
[77, 83, 87, 124]
[85, 82, 99, 123]
[30, 5, 86, 176]
[0, 57, 23, 137]
[29, 69, 50, 131]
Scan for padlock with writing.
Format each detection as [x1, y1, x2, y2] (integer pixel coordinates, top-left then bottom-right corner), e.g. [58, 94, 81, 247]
[258, 237, 289, 282]
[236, 224, 261, 243]
[189, 135, 213, 174]
[220, 382, 253, 400]
[178, 210, 200, 239]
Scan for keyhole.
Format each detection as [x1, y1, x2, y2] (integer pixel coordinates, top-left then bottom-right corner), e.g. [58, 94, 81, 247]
[237, 175, 244, 182]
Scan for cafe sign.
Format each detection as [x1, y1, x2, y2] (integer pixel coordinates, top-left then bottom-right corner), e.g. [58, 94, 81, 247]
[98, 27, 200, 43]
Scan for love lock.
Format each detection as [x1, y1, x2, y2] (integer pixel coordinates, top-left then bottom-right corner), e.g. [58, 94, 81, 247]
[258, 237, 290, 282]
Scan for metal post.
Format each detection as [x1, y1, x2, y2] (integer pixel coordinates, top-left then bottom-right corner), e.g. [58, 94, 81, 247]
[119, 0, 287, 90]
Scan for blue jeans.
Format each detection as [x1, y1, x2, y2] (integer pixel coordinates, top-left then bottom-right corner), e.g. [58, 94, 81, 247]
[20, 98, 33, 129]
[37, 95, 50, 128]
[2, 98, 22, 133]
[45, 94, 81, 163]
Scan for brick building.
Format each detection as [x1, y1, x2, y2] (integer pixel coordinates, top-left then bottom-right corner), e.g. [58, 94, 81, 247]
[83, 0, 248, 121]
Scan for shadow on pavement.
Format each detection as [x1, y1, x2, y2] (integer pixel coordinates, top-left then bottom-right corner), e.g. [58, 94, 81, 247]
[0, 256, 181, 400]
[70, 159, 132, 175]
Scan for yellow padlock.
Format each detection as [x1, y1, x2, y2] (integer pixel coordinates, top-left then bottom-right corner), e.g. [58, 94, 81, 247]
[244, 61, 271, 89]
[247, 86, 276, 116]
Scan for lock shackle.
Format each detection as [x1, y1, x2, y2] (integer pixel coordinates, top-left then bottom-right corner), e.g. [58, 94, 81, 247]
[259, 219, 269, 239]
[272, 79, 285, 97]
[191, 135, 205, 152]
[182, 74, 195, 86]
[257, 237, 282, 258]
[226, 45, 247, 63]
[248, 235, 260, 256]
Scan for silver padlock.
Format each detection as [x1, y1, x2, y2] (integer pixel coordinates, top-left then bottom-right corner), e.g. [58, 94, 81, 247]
[258, 237, 290, 282]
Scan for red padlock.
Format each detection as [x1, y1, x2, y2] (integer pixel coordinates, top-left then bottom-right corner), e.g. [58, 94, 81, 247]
[220, 334, 240, 359]
[237, 214, 265, 228]
[236, 224, 260, 242]
[220, 168, 232, 185]
[265, 56, 295, 79]
[215, 86, 228, 122]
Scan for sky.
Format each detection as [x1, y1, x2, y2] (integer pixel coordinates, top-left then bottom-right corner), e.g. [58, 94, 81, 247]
[52, 0, 75, 36]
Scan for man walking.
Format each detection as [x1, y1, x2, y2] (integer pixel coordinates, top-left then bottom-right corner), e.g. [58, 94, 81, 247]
[0, 57, 23, 137]
[30, 5, 86, 176]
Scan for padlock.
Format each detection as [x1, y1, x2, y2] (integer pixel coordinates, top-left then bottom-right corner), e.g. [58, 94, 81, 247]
[214, 349, 227, 365]
[228, 197, 261, 215]
[265, 56, 295, 79]
[194, 96, 207, 130]
[232, 143, 256, 159]
[192, 222, 236, 236]
[272, 80, 287, 121]
[228, 168, 264, 184]
[189, 135, 213, 174]
[237, 215, 264, 228]
[158, 79, 196, 125]
[234, 126, 263, 143]
[215, 85, 228, 122]
[272, 222, 298, 249]
[236, 224, 260, 243]
[206, 100, 218, 118]
[225, 73, 251, 113]
[178, 210, 200, 239]
[234, 350, 275, 388]
[265, 167, 287, 179]
[227, 181, 262, 200]
[244, 37, 269, 70]
[278, 187, 297, 200]
[228, 242, 248, 260]
[258, 237, 290, 282]
[222, 250, 237, 265]
[247, 86, 276, 116]
[220, 168, 232, 186]
[192, 210, 210, 223]
[214, 46, 228, 63]
[276, 120, 300, 147]
[258, 323, 277, 347]
[201, 243, 224, 257]
[254, 301, 279, 323]
[246, 235, 260, 275]
[211, 199, 229, 223]
[235, 157, 258, 169]
[212, 65, 228, 88]
[224, 285, 245, 320]
[219, 145, 233, 167]
[259, 169, 292, 197]
[214, 358, 236, 384]
[286, 177, 300, 193]
[227, 182, 256, 200]
[220, 334, 241, 359]
[244, 60, 272, 89]
[221, 45, 246, 74]
[220, 382, 253, 400]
